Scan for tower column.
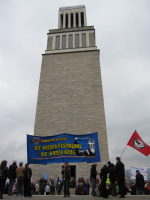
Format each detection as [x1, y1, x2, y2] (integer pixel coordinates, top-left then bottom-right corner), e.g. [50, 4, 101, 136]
[58, 12, 60, 29]
[68, 12, 71, 28]
[73, 33, 75, 48]
[79, 11, 81, 27]
[63, 13, 65, 28]
[86, 32, 89, 47]
[84, 9, 87, 26]
[73, 11, 76, 27]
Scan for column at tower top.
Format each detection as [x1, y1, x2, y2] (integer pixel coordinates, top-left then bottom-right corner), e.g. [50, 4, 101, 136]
[58, 5, 87, 29]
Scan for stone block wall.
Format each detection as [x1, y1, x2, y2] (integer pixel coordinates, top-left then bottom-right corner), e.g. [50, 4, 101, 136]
[89, 32, 95, 47]
[47, 36, 53, 50]
[32, 50, 109, 183]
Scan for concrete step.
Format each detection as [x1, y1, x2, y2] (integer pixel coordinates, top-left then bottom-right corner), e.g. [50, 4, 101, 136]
[69, 188, 76, 195]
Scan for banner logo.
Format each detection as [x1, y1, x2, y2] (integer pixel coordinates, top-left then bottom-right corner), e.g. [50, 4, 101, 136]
[133, 138, 145, 149]
[31, 137, 41, 145]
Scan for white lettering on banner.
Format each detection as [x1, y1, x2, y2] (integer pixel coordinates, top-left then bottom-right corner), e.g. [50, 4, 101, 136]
[131, 166, 148, 180]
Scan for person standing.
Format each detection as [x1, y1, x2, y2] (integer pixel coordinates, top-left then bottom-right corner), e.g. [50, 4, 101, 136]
[57, 177, 60, 184]
[45, 183, 50, 195]
[16, 162, 24, 196]
[23, 163, 32, 197]
[0, 160, 8, 199]
[56, 182, 62, 195]
[136, 170, 145, 195]
[115, 157, 125, 198]
[108, 161, 117, 196]
[62, 162, 70, 197]
[90, 163, 97, 196]
[50, 183, 55, 195]
[100, 162, 109, 198]
[35, 181, 39, 195]
[8, 161, 17, 195]
[40, 183, 45, 195]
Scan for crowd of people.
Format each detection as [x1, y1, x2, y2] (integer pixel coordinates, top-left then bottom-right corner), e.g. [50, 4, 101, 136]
[90, 157, 150, 198]
[0, 160, 32, 198]
[0, 158, 150, 199]
[0, 160, 73, 198]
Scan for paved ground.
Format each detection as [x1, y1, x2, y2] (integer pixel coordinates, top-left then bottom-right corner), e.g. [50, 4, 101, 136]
[2, 195, 150, 200]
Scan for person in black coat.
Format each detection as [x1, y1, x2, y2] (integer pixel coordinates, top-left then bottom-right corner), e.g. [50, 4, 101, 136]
[144, 183, 149, 195]
[62, 163, 70, 197]
[108, 161, 117, 196]
[100, 161, 109, 198]
[0, 160, 8, 199]
[23, 163, 32, 197]
[136, 170, 144, 195]
[56, 182, 62, 195]
[40, 183, 45, 195]
[131, 183, 136, 195]
[8, 161, 17, 195]
[50, 183, 55, 195]
[90, 164, 97, 196]
[115, 157, 125, 198]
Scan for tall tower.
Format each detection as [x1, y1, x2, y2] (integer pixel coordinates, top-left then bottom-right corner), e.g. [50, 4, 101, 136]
[32, 5, 109, 182]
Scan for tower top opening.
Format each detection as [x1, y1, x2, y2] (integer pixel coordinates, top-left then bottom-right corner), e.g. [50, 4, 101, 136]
[58, 5, 87, 29]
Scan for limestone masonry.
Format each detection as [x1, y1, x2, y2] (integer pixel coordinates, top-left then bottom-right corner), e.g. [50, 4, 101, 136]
[31, 5, 109, 184]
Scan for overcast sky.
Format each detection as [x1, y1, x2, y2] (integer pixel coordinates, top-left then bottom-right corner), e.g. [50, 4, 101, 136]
[0, 0, 150, 170]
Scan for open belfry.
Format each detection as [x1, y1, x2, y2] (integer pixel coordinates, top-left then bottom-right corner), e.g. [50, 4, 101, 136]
[32, 5, 109, 183]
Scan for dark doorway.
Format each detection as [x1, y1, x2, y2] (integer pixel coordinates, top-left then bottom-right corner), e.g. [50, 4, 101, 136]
[62, 165, 76, 187]
[70, 165, 76, 187]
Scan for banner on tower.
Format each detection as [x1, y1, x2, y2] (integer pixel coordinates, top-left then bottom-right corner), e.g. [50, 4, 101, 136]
[27, 132, 101, 165]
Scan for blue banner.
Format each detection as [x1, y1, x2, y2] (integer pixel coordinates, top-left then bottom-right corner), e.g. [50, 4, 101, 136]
[27, 132, 101, 164]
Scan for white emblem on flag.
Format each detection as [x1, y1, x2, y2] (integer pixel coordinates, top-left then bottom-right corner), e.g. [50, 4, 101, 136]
[133, 138, 146, 149]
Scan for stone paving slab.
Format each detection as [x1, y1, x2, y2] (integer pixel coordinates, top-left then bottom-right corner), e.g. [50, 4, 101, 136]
[2, 195, 150, 200]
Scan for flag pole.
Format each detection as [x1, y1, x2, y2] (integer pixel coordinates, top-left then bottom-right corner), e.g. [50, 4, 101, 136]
[120, 145, 127, 158]
[120, 130, 136, 158]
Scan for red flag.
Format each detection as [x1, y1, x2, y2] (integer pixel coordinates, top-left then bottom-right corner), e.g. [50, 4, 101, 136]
[127, 130, 150, 156]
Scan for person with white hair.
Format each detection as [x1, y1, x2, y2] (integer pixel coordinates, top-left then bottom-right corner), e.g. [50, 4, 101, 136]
[45, 183, 50, 195]
[100, 161, 109, 198]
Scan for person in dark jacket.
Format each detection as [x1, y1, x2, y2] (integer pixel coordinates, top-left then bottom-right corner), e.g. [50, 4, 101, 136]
[8, 161, 17, 195]
[62, 163, 70, 197]
[115, 157, 125, 198]
[90, 164, 97, 196]
[136, 170, 144, 195]
[108, 161, 117, 196]
[100, 161, 109, 198]
[40, 183, 45, 195]
[56, 182, 62, 195]
[144, 183, 149, 195]
[23, 163, 32, 197]
[131, 183, 136, 195]
[50, 183, 55, 195]
[0, 160, 8, 199]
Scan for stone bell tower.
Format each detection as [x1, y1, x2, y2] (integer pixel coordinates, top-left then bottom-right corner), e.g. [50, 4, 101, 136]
[32, 5, 109, 183]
